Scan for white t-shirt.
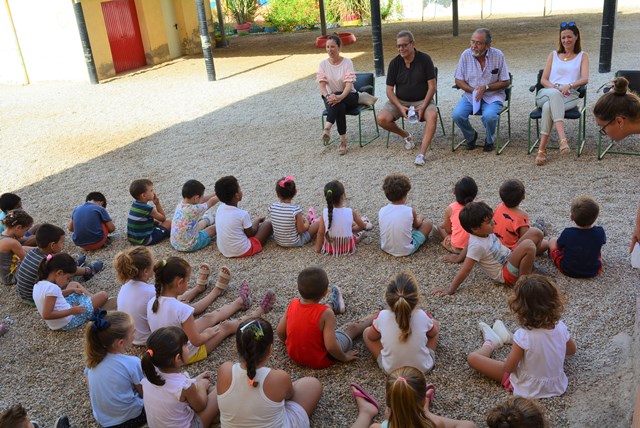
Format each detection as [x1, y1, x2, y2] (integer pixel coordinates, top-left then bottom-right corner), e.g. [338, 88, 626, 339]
[142, 371, 197, 428]
[117, 280, 156, 345]
[379, 204, 414, 256]
[466, 233, 511, 283]
[85, 353, 144, 427]
[510, 321, 571, 398]
[147, 296, 199, 357]
[216, 203, 252, 257]
[372, 309, 435, 374]
[33, 280, 71, 330]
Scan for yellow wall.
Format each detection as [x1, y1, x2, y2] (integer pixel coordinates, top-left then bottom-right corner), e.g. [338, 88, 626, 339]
[176, 0, 210, 55]
[135, 0, 170, 65]
[81, 0, 115, 80]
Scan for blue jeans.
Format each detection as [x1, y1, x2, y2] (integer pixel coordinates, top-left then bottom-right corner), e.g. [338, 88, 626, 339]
[452, 96, 503, 146]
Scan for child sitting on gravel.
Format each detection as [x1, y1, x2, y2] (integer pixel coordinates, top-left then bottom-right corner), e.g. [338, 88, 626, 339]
[214, 175, 272, 257]
[84, 311, 146, 428]
[170, 179, 218, 252]
[314, 180, 373, 256]
[433, 202, 537, 296]
[493, 179, 548, 255]
[0, 403, 71, 428]
[364, 271, 439, 374]
[0, 192, 39, 246]
[436, 176, 477, 254]
[16, 224, 103, 305]
[147, 257, 275, 364]
[70, 192, 115, 251]
[0, 210, 33, 285]
[379, 174, 433, 257]
[127, 179, 171, 246]
[549, 196, 606, 278]
[269, 176, 319, 248]
[467, 274, 576, 398]
[277, 266, 374, 369]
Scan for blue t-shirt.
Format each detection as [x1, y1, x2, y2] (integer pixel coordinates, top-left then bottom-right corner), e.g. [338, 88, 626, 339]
[84, 353, 144, 427]
[71, 202, 111, 246]
[0, 211, 6, 232]
[557, 226, 606, 278]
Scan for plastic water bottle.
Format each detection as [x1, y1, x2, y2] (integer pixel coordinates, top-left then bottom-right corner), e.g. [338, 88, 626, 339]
[408, 105, 418, 124]
[632, 242, 640, 269]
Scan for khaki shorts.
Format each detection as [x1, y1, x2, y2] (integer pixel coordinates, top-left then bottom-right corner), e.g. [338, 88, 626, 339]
[382, 98, 436, 121]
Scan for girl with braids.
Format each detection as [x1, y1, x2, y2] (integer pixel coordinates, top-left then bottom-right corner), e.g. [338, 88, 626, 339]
[364, 271, 440, 374]
[369, 366, 476, 428]
[84, 310, 146, 428]
[314, 180, 373, 256]
[217, 318, 322, 428]
[141, 326, 219, 428]
[0, 209, 33, 284]
[146, 257, 276, 365]
[486, 397, 548, 428]
[33, 253, 109, 331]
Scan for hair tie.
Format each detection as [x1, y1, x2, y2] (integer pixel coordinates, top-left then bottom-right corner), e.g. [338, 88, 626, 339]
[278, 176, 294, 188]
[162, 259, 167, 267]
[396, 377, 407, 383]
[146, 349, 154, 357]
[46, 254, 53, 261]
[240, 319, 264, 342]
[326, 189, 333, 196]
[89, 309, 110, 332]
[248, 378, 255, 386]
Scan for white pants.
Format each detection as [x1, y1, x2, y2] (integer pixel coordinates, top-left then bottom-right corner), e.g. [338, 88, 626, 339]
[535, 88, 579, 136]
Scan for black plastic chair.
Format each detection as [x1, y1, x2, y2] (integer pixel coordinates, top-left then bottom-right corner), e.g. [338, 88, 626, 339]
[527, 69, 587, 156]
[451, 73, 512, 155]
[598, 70, 640, 160]
[321, 72, 380, 147]
[385, 66, 446, 148]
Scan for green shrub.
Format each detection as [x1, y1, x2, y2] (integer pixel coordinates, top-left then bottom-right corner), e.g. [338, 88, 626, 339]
[326, 0, 370, 21]
[265, 0, 319, 31]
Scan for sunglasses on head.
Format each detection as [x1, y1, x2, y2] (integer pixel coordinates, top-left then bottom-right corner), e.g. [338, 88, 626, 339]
[560, 21, 576, 29]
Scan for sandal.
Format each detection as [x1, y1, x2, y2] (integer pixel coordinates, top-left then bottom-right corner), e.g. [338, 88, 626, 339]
[196, 263, 211, 289]
[350, 383, 380, 413]
[308, 207, 318, 224]
[322, 128, 331, 145]
[214, 266, 231, 292]
[259, 289, 277, 314]
[238, 280, 251, 310]
[361, 215, 374, 231]
[535, 149, 547, 166]
[559, 138, 571, 155]
[425, 383, 436, 409]
[338, 141, 348, 155]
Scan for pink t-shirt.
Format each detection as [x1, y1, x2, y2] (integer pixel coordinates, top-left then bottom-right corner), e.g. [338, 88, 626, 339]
[493, 203, 530, 250]
[449, 201, 469, 249]
[316, 57, 356, 94]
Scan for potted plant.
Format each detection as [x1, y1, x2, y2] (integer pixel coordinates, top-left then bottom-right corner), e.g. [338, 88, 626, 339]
[226, 0, 257, 30]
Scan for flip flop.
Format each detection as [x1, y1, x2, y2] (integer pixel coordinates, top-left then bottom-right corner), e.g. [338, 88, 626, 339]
[214, 266, 231, 292]
[350, 383, 380, 412]
[196, 263, 211, 288]
[425, 383, 436, 409]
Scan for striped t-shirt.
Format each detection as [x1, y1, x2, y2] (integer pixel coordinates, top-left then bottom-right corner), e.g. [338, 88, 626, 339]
[127, 201, 154, 244]
[268, 202, 302, 247]
[16, 247, 46, 302]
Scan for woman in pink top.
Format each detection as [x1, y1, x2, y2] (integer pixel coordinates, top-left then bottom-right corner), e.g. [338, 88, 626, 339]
[317, 34, 358, 155]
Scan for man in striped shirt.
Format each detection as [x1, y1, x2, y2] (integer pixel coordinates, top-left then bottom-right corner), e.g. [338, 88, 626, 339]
[452, 28, 510, 152]
[127, 179, 171, 245]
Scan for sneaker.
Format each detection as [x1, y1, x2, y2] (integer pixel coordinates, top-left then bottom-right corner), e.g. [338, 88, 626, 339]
[72, 254, 87, 267]
[54, 416, 71, 428]
[492, 320, 512, 345]
[532, 218, 553, 237]
[479, 321, 503, 348]
[328, 285, 346, 314]
[31, 421, 42, 428]
[83, 260, 104, 281]
[465, 131, 478, 150]
[203, 208, 215, 227]
[403, 133, 415, 150]
[238, 280, 252, 310]
[483, 143, 494, 153]
[259, 289, 276, 314]
[360, 215, 374, 231]
[414, 154, 426, 166]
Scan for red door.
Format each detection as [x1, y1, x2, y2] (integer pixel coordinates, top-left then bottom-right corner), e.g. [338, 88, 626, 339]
[102, 0, 146, 73]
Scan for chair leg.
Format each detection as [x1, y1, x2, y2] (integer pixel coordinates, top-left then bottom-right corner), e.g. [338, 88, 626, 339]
[437, 106, 446, 136]
[496, 108, 511, 155]
[528, 118, 541, 154]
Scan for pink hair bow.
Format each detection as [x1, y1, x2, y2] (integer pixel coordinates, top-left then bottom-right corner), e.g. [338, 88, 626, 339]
[279, 176, 294, 188]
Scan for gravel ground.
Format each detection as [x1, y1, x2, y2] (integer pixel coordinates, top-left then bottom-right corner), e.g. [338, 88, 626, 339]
[1, 9, 640, 428]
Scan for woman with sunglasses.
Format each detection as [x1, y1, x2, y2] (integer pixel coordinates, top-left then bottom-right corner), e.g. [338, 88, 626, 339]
[594, 76, 640, 255]
[534, 21, 589, 166]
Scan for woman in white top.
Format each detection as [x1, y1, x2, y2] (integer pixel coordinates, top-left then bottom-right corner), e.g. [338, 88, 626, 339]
[535, 21, 589, 165]
[317, 34, 358, 155]
[217, 318, 322, 428]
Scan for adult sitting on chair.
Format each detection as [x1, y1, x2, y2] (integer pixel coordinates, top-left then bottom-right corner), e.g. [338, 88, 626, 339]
[452, 28, 510, 152]
[376, 30, 438, 166]
[534, 21, 589, 166]
[318, 34, 359, 156]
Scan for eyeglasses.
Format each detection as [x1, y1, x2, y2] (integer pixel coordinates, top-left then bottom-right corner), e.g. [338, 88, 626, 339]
[240, 320, 264, 341]
[560, 21, 576, 28]
[598, 118, 616, 136]
[396, 42, 412, 49]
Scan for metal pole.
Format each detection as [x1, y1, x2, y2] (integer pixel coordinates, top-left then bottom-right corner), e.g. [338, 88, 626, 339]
[214, 0, 227, 47]
[370, 0, 384, 76]
[452, 0, 459, 36]
[196, 0, 216, 81]
[318, 0, 327, 36]
[4, 0, 29, 84]
[73, 0, 99, 84]
[598, 0, 617, 73]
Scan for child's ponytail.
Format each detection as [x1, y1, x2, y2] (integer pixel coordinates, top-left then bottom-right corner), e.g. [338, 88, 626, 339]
[323, 180, 345, 241]
[142, 326, 188, 386]
[386, 272, 420, 342]
[37, 253, 76, 281]
[151, 257, 190, 313]
[386, 367, 434, 428]
[113, 246, 153, 284]
[236, 318, 274, 388]
[2, 209, 33, 229]
[84, 311, 132, 368]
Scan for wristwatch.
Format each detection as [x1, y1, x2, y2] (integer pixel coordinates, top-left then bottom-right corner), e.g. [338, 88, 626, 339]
[485, 84, 490, 91]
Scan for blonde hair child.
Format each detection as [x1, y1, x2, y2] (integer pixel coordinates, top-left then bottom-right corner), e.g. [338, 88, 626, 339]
[84, 311, 146, 427]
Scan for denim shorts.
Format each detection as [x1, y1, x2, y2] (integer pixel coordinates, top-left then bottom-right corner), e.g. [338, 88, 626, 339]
[144, 225, 169, 245]
[61, 293, 94, 331]
[410, 230, 427, 254]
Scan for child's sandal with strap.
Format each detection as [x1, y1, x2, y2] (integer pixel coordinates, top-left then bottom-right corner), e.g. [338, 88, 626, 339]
[214, 266, 231, 292]
[196, 263, 211, 289]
